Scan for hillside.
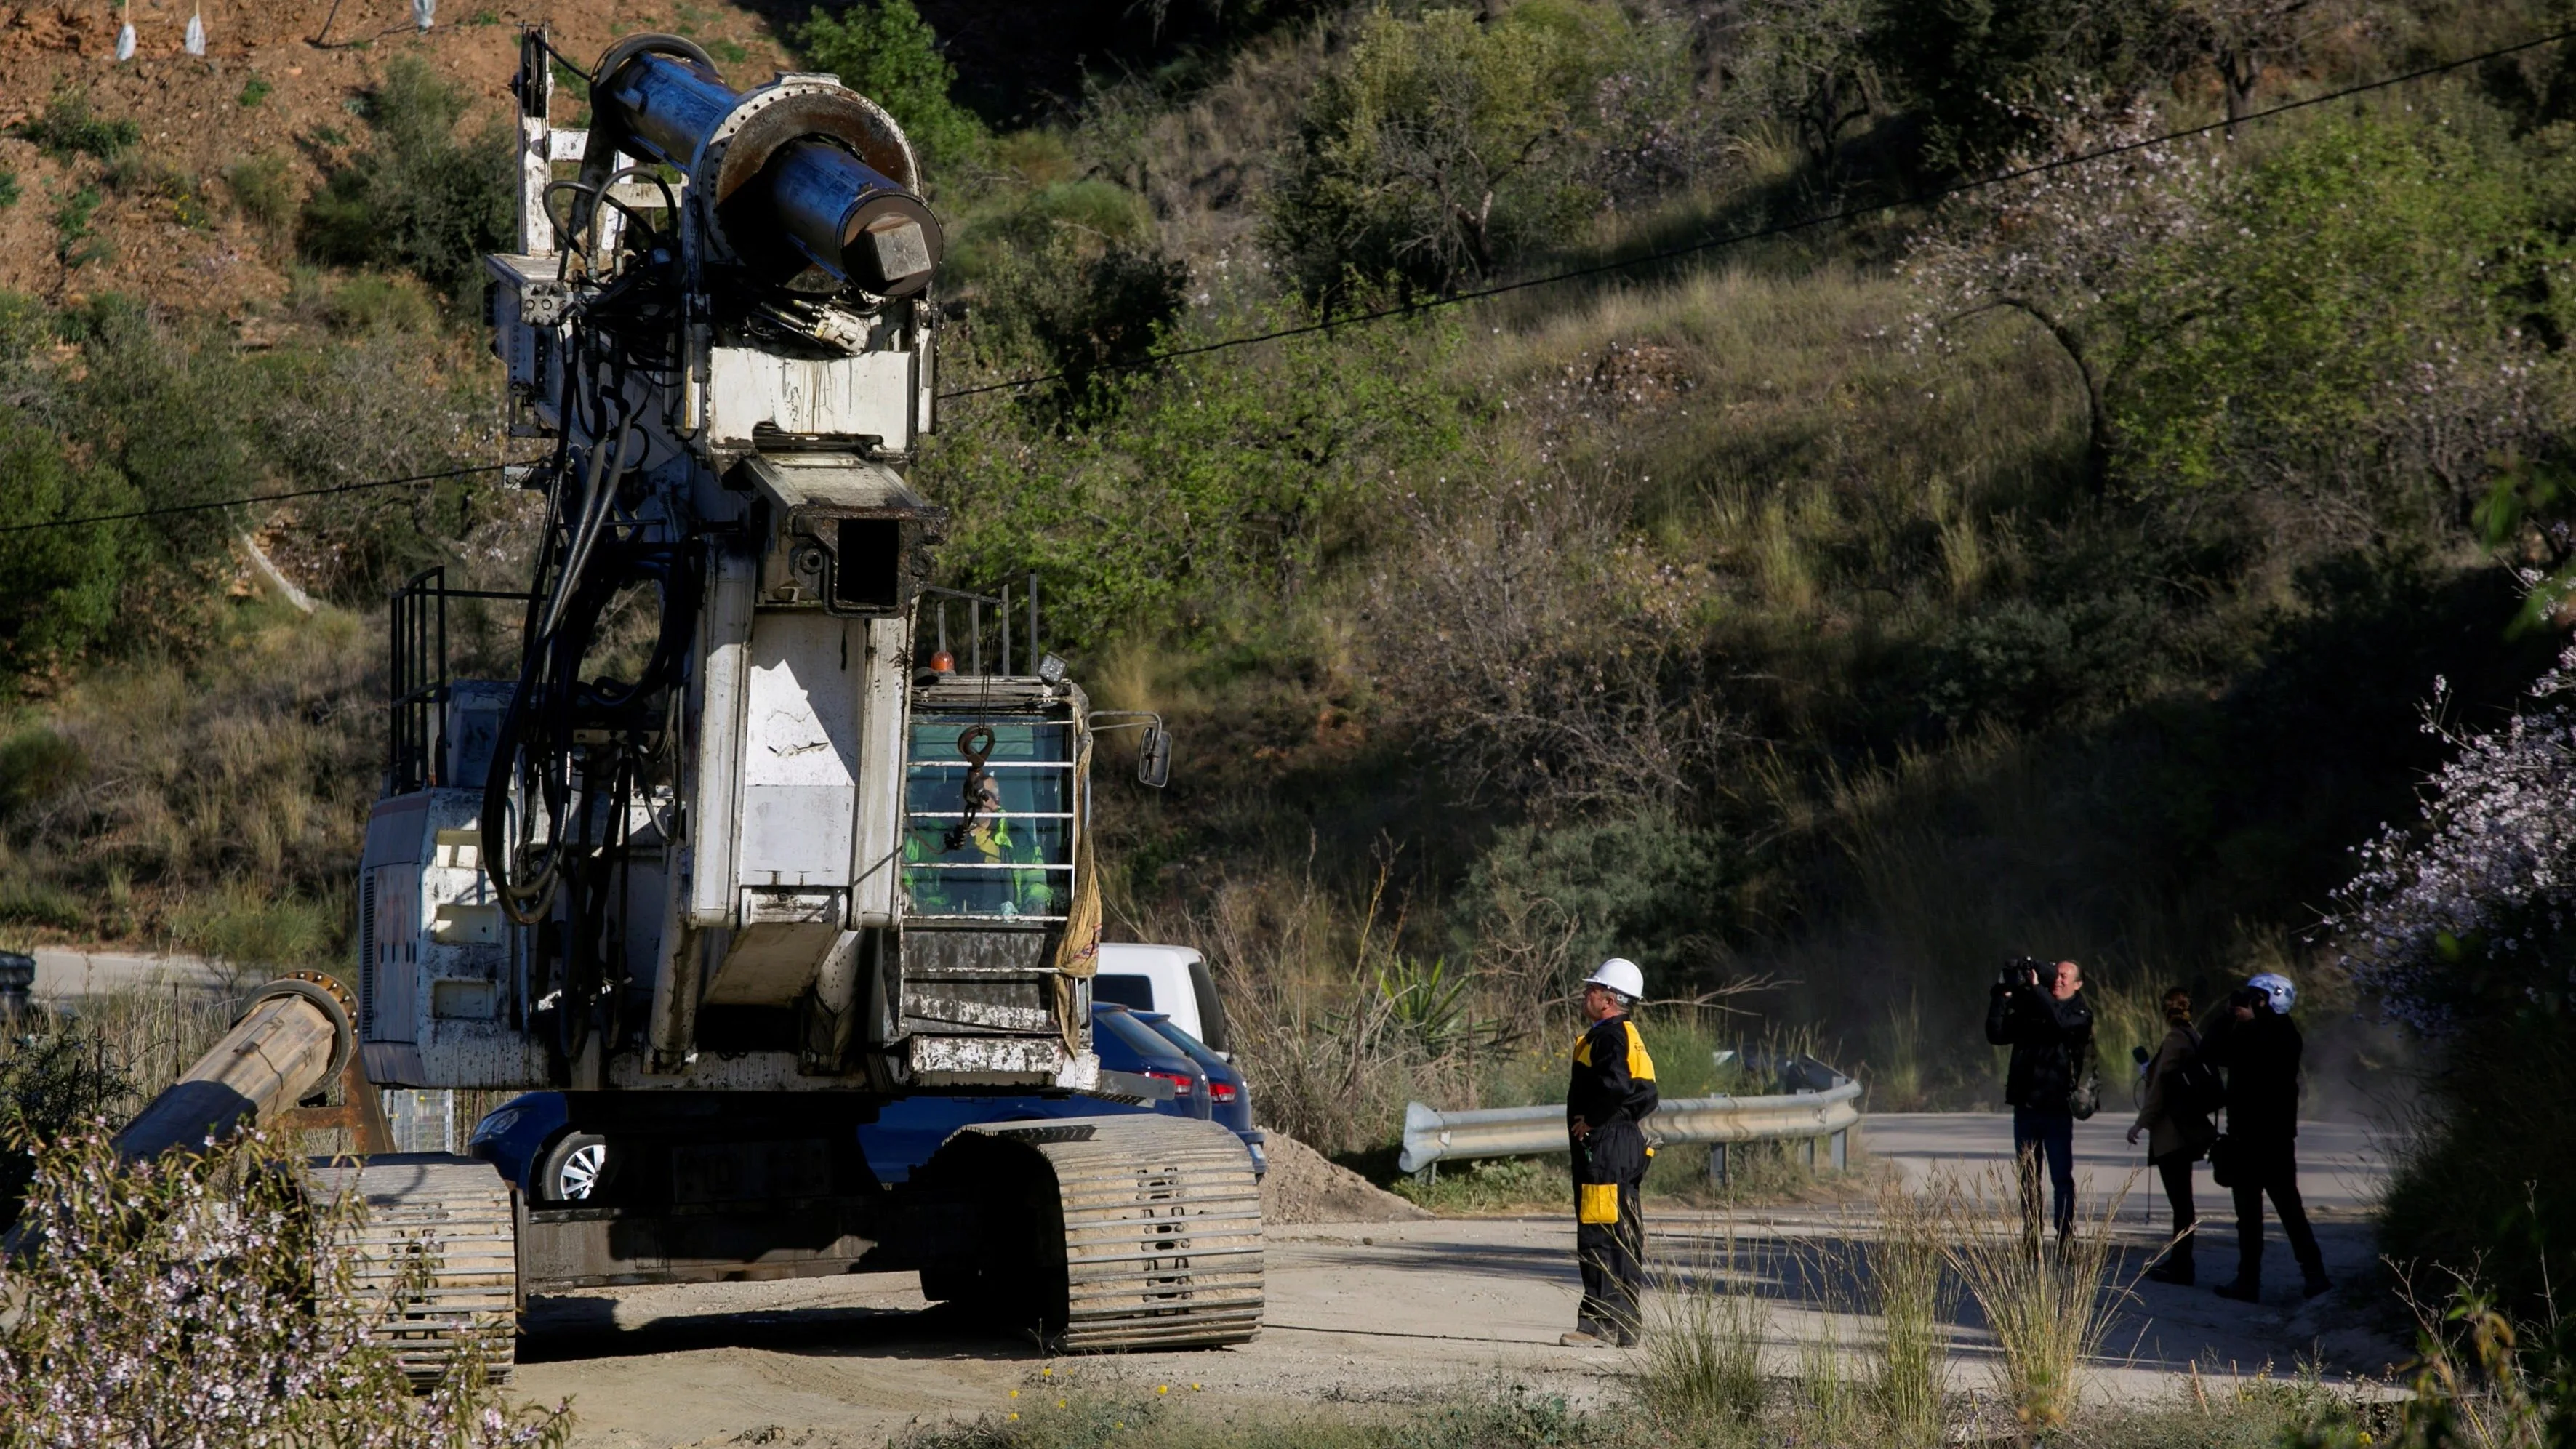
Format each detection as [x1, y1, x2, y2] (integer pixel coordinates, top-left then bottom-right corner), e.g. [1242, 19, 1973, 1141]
[5, 0, 2576, 1311]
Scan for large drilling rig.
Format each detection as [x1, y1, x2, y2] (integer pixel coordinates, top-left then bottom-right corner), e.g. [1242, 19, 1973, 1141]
[108, 31, 1260, 1378]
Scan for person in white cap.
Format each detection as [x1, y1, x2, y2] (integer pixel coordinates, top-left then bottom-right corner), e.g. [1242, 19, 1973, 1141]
[1562, 957, 1657, 1347]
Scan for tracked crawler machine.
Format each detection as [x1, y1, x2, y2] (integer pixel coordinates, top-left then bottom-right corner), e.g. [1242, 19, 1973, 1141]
[108, 31, 1260, 1378]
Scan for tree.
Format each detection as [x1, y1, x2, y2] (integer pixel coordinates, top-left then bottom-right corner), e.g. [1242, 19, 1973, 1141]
[796, 0, 987, 172]
[1869, 0, 2177, 172]
[2175, 0, 2328, 129]
[1900, 106, 2222, 492]
[1717, 0, 1882, 180]
[1262, 5, 1620, 302]
[2109, 109, 2570, 510]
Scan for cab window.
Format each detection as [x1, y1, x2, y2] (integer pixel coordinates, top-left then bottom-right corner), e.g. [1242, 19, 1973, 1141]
[902, 716, 1075, 919]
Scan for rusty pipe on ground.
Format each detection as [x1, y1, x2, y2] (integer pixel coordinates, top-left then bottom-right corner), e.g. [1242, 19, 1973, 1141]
[112, 974, 357, 1161]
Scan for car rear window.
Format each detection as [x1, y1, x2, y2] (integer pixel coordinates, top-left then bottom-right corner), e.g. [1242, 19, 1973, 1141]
[1092, 973, 1155, 1012]
[1093, 1006, 1191, 1067]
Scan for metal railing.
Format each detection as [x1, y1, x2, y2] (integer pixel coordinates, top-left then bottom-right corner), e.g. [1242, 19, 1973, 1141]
[1398, 1078, 1863, 1183]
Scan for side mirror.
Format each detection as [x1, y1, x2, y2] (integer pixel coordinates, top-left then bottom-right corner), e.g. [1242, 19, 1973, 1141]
[1137, 726, 1171, 789]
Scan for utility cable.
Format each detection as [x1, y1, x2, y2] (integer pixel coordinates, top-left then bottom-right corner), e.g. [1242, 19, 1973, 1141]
[0, 462, 521, 536]
[7, 27, 2568, 532]
[933, 23, 2576, 403]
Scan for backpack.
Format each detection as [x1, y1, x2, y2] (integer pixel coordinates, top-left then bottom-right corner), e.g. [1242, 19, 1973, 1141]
[2170, 1032, 2226, 1118]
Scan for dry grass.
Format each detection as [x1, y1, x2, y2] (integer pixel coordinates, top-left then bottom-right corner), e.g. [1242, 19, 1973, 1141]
[1873, 1177, 1954, 1447]
[1945, 1163, 2139, 1435]
[1640, 1227, 1772, 1429]
[0, 606, 382, 963]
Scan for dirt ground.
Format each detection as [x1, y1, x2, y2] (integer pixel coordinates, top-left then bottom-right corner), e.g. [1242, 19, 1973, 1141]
[0, 0, 794, 315]
[507, 1115, 2409, 1448]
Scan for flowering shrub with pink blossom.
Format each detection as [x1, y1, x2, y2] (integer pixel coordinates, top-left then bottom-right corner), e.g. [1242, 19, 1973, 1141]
[0, 1125, 569, 1447]
[2330, 651, 2576, 1034]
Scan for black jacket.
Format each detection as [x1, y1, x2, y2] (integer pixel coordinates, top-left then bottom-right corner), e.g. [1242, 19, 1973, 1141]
[1985, 982, 2095, 1114]
[2203, 1008, 2302, 1143]
[1567, 1014, 1659, 1137]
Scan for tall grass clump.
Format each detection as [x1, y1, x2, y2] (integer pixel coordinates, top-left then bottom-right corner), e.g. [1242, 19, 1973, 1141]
[1873, 1178, 1954, 1446]
[0, 1124, 569, 1444]
[1944, 1165, 2134, 1434]
[1637, 1228, 1770, 1428]
[1786, 1240, 1871, 1445]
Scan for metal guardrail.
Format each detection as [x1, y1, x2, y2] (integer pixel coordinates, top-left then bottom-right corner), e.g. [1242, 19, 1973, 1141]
[1398, 1079, 1863, 1181]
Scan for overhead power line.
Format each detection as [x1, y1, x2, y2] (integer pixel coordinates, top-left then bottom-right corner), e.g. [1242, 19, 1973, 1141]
[6, 26, 2569, 539]
[0, 463, 517, 536]
[934, 24, 2576, 403]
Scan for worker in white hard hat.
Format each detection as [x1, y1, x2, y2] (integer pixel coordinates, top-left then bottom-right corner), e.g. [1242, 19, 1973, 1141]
[1562, 957, 1657, 1348]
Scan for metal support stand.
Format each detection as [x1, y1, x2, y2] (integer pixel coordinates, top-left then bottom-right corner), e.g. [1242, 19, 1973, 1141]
[278, 1048, 393, 1155]
[1707, 1142, 1728, 1187]
[1828, 1128, 1848, 1171]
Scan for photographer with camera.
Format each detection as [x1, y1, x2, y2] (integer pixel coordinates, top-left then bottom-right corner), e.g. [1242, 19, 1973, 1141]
[2202, 972, 2330, 1303]
[1986, 957, 2099, 1242]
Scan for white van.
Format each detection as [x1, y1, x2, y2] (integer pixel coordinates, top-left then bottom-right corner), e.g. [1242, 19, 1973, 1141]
[1091, 943, 1229, 1056]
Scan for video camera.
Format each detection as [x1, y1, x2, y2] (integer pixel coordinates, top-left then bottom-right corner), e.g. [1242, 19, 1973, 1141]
[1997, 955, 2050, 990]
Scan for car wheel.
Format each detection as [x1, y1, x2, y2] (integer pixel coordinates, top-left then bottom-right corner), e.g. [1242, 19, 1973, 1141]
[538, 1131, 614, 1203]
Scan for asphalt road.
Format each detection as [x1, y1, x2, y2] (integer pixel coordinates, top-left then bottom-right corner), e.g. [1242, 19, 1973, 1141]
[23, 946, 236, 998]
[508, 1112, 2407, 1448]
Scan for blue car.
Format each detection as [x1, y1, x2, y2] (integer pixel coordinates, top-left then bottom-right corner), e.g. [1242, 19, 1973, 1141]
[1133, 1008, 1266, 1176]
[473, 1002, 1234, 1202]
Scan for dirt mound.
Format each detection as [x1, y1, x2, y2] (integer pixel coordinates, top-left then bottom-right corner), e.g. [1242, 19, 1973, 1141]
[1260, 1133, 1430, 1225]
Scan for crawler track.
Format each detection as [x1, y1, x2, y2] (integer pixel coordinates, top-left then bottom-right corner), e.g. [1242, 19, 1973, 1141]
[963, 1115, 1264, 1350]
[308, 1154, 520, 1385]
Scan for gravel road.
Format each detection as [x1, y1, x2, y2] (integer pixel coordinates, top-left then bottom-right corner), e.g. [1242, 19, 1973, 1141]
[509, 1113, 2407, 1448]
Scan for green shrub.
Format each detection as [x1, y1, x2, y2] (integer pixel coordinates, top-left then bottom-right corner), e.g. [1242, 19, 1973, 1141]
[298, 57, 513, 305]
[796, 0, 987, 170]
[1456, 808, 1740, 992]
[238, 76, 273, 108]
[224, 153, 295, 235]
[0, 878, 87, 932]
[52, 187, 107, 271]
[11, 91, 139, 163]
[0, 172, 17, 210]
[0, 416, 129, 673]
[0, 728, 88, 819]
[59, 297, 259, 564]
[323, 272, 436, 334]
[1923, 590, 2161, 728]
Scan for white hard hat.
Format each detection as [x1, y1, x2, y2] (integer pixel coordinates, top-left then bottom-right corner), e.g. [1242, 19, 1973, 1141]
[2247, 972, 2295, 1015]
[1584, 958, 1645, 1001]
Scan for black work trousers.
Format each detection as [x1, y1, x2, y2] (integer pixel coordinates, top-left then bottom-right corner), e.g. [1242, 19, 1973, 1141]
[2151, 1149, 2197, 1272]
[2228, 1136, 2324, 1289]
[1573, 1122, 1649, 1339]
